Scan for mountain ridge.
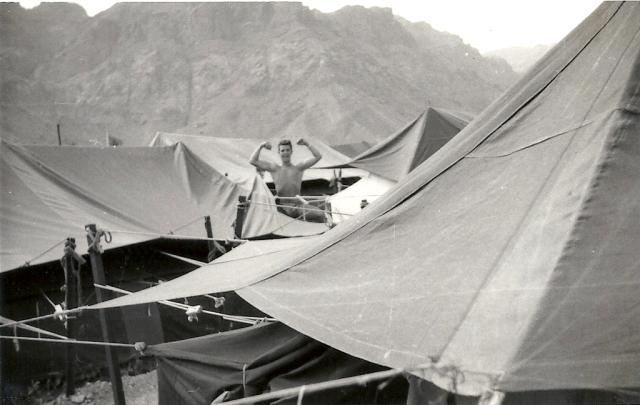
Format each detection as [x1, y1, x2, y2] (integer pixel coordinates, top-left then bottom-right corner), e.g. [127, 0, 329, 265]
[1, 2, 518, 146]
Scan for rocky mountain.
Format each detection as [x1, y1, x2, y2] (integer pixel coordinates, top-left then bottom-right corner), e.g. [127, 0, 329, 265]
[1, 2, 518, 146]
[484, 44, 552, 73]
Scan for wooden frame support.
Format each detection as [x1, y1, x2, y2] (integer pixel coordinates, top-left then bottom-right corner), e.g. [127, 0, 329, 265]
[85, 224, 126, 405]
[204, 216, 227, 262]
[234, 196, 248, 239]
[61, 237, 82, 397]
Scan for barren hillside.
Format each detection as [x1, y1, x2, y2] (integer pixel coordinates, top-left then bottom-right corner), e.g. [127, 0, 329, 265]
[1, 2, 517, 145]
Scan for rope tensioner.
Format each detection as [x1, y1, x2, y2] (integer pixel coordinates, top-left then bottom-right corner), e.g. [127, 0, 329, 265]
[134, 341, 147, 355]
[185, 305, 203, 322]
[53, 303, 68, 322]
[204, 294, 225, 308]
[40, 289, 69, 324]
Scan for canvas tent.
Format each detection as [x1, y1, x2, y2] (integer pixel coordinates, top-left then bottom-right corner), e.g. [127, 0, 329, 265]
[94, 1, 640, 398]
[347, 107, 470, 181]
[332, 141, 372, 158]
[149, 322, 408, 405]
[0, 141, 324, 273]
[149, 132, 365, 191]
[327, 108, 469, 222]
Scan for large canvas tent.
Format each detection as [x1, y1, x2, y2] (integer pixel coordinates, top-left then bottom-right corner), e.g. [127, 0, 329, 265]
[0, 141, 324, 273]
[95, 1, 640, 398]
[347, 107, 470, 181]
[327, 108, 469, 221]
[0, 141, 242, 271]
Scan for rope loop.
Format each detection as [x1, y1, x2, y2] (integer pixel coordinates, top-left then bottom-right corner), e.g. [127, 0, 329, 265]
[85, 226, 112, 253]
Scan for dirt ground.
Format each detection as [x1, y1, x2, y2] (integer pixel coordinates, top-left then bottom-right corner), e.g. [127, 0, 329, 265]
[30, 370, 157, 405]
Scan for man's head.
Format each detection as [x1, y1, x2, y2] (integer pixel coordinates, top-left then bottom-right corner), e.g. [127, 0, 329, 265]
[278, 139, 293, 163]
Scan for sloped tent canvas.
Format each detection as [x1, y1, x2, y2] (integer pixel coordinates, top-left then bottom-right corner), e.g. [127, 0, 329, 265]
[332, 141, 373, 158]
[149, 132, 365, 188]
[326, 108, 469, 222]
[347, 107, 470, 181]
[0, 141, 239, 271]
[94, 2, 640, 396]
[236, 2, 640, 395]
[91, 236, 319, 306]
[0, 141, 315, 273]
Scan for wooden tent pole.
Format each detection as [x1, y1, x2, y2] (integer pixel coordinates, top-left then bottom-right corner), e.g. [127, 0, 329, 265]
[234, 196, 248, 239]
[61, 237, 83, 397]
[204, 215, 215, 260]
[204, 216, 227, 262]
[85, 224, 126, 405]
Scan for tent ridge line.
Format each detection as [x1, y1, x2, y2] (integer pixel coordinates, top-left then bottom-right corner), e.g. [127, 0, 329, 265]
[466, 106, 633, 159]
[406, 109, 432, 175]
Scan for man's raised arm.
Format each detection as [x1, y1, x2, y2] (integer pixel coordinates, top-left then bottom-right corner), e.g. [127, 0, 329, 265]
[249, 141, 276, 171]
[296, 138, 322, 170]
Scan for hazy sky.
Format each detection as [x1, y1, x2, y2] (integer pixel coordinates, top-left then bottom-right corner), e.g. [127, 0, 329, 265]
[18, 0, 603, 53]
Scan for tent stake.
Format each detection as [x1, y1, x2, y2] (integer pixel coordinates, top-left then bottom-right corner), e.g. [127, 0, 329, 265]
[86, 224, 126, 405]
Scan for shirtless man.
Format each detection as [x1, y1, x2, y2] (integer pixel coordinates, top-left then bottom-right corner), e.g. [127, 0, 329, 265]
[249, 138, 322, 218]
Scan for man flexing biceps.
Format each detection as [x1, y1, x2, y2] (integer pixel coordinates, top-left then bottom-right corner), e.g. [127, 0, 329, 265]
[249, 138, 322, 218]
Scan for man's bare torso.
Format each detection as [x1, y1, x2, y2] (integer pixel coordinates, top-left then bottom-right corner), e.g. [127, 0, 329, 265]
[271, 164, 304, 197]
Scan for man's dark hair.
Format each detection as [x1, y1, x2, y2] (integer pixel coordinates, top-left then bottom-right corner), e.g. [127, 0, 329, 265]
[278, 139, 292, 149]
